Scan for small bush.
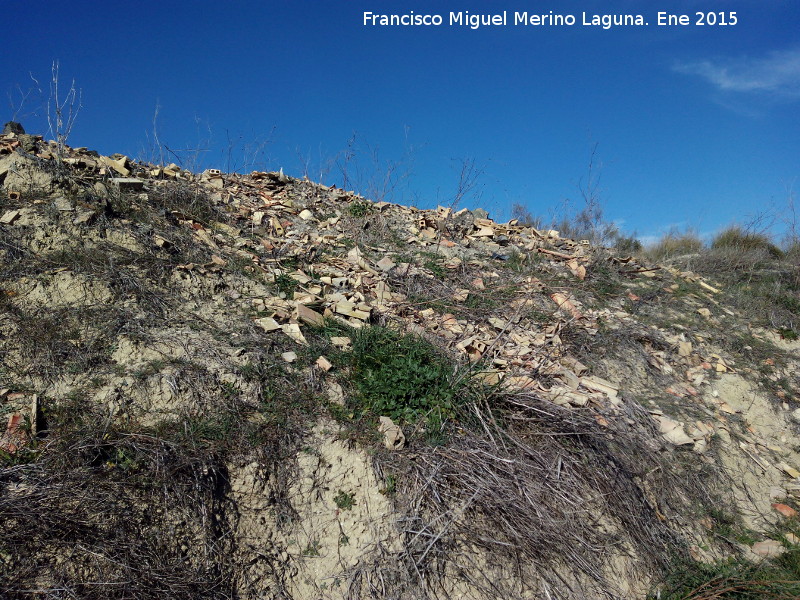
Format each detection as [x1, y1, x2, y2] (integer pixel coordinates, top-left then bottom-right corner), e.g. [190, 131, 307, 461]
[420, 251, 447, 279]
[712, 226, 783, 258]
[647, 230, 703, 260]
[784, 241, 800, 262]
[347, 325, 470, 424]
[511, 203, 542, 228]
[347, 199, 373, 217]
[614, 233, 643, 254]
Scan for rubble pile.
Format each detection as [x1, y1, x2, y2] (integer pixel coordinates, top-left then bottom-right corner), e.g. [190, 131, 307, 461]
[3, 123, 800, 592]
[2, 127, 799, 459]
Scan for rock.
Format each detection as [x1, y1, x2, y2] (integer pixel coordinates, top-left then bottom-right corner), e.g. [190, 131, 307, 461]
[751, 539, 785, 558]
[73, 210, 95, 225]
[53, 196, 74, 212]
[0, 210, 20, 224]
[110, 177, 144, 191]
[378, 416, 405, 450]
[0, 152, 54, 191]
[18, 134, 37, 153]
[376, 257, 396, 272]
[100, 155, 130, 176]
[2, 121, 24, 135]
[325, 381, 345, 405]
[315, 356, 333, 372]
[657, 416, 694, 445]
[296, 303, 325, 327]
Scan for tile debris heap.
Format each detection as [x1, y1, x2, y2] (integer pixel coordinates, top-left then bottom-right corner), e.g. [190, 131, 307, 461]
[2, 125, 800, 511]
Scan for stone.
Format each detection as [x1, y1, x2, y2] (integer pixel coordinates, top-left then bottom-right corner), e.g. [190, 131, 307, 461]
[100, 155, 130, 177]
[315, 356, 333, 371]
[296, 303, 325, 327]
[378, 416, 405, 450]
[18, 134, 37, 153]
[2, 121, 24, 135]
[376, 257, 396, 272]
[0, 210, 20, 224]
[0, 152, 54, 191]
[657, 416, 694, 445]
[751, 539, 785, 558]
[254, 317, 281, 332]
[325, 381, 345, 405]
[110, 177, 144, 191]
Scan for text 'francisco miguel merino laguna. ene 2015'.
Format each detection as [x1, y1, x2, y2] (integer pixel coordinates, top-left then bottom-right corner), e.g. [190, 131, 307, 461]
[362, 11, 650, 30]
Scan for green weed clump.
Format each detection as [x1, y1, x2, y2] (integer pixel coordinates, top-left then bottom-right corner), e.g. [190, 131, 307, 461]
[650, 548, 800, 599]
[346, 325, 470, 424]
[651, 515, 800, 600]
[333, 490, 356, 511]
[347, 199, 373, 217]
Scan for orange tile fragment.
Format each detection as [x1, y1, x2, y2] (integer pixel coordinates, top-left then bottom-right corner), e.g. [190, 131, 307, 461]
[772, 503, 798, 518]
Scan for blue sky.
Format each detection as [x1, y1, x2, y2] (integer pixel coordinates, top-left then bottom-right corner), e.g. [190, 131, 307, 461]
[2, 0, 799, 242]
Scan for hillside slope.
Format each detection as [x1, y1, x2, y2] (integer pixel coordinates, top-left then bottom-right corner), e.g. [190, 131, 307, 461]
[2, 127, 800, 599]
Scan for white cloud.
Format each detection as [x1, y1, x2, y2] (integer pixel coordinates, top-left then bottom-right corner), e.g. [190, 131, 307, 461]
[674, 48, 800, 99]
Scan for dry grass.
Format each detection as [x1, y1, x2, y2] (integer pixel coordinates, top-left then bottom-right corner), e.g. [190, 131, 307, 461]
[0, 351, 317, 598]
[646, 230, 703, 261]
[0, 416, 239, 598]
[359, 392, 715, 599]
[711, 226, 782, 258]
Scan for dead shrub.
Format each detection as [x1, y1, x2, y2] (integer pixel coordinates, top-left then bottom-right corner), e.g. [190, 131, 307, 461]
[711, 226, 782, 258]
[647, 230, 703, 261]
[362, 393, 717, 599]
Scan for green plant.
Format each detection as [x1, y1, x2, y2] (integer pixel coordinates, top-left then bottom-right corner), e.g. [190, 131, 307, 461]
[650, 509, 800, 599]
[587, 260, 624, 299]
[274, 273, 298, 297]
[333, 490, 356, 511]
[505, 250, 528, 272]
[302, 540, 321, 557]
[220, 381, 238, 400]
[381, 474, 397, 496]
[347, 199, 373, 217]
[133, 358, 169, 380]
[712, 226, 783, 258]
[423, 257, 447, 279]
[615, 233, 643, 254]
[649, 548, 800, 599]
[347, 325, 469, 424]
